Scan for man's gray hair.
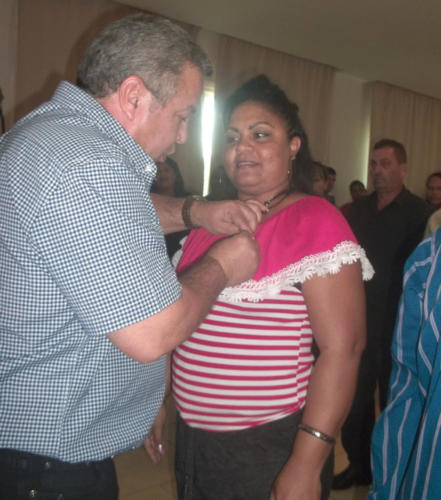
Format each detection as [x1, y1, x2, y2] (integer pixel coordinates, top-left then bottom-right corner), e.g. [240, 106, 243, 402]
[76, 14, 212, 104]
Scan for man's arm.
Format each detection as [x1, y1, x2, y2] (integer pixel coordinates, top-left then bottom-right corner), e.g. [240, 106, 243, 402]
[150, 193, 265, 235]
[108, 231, 260, 362]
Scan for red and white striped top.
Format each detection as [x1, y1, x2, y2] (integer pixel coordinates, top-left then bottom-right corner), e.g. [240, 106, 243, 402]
[172, 197, 373, 432]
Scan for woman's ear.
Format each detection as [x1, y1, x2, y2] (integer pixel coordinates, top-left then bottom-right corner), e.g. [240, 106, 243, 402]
[289, 136, 301, 159]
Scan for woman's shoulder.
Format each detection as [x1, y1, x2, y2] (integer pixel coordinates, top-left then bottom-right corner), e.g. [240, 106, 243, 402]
[285, 195, 347, 219]
[260, 195, 355, 248]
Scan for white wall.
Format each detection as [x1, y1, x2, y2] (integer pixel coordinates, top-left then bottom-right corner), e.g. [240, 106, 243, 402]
[328, 72, 371, 206]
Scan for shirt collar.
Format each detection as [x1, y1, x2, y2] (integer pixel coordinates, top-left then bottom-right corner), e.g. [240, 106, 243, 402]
[51, 81, 156, 179]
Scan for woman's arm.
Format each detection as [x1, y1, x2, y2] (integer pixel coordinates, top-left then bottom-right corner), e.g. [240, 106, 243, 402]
[270, 262, 366, 500]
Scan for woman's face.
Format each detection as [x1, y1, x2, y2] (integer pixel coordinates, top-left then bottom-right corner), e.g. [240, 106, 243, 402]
[224, 101, 300, 201]
[426, 175, 441, 209]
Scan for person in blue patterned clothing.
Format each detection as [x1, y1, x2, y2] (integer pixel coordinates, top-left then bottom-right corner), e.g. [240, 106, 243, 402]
[369, 228, 441, 499]
[0, 14, 262, 499]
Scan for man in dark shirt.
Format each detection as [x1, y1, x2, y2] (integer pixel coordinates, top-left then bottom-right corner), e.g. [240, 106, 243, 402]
[333, 138, 431, 490]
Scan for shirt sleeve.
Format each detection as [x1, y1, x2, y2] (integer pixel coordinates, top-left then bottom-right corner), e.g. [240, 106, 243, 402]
[31, 158, 181, 337]
[253, 196, 373, 281]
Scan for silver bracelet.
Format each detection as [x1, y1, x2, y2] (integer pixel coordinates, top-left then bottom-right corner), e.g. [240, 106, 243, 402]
[297, 423, 335, 445]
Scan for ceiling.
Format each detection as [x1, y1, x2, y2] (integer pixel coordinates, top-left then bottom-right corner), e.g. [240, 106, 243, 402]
[119, 0, 441, 101]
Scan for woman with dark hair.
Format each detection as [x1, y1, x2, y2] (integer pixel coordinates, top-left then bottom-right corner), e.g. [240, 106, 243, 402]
[151, 157, 190, 257]
[425, 171, 441, 211]
[148, 75, 373, 499]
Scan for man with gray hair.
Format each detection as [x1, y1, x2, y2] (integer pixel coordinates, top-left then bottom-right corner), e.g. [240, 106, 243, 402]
[0, 14, 262, 498]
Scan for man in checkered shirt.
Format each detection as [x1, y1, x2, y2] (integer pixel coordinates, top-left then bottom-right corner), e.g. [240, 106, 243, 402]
[0, 14, 261, 499]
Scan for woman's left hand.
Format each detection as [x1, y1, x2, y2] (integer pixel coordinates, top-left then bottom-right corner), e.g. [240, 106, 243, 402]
[144, 403, 166, 464]
[269, 459, 321, 500]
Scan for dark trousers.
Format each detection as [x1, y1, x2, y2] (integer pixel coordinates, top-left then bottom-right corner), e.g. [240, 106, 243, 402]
[0, 448, 118, 500]
[175, 411, 334, 500]
[340, 333, 392, 477]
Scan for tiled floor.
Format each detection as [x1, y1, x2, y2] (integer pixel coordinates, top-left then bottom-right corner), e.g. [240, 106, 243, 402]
[115, 400, 369, 500]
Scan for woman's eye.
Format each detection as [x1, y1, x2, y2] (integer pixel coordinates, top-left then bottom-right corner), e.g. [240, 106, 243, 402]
[226, 135, 239, 145]
[254, 131, 269, 139]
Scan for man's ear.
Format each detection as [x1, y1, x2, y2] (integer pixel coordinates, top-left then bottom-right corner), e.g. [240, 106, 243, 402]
[118, 75, 155, 121]
[400, 162, 408, 179]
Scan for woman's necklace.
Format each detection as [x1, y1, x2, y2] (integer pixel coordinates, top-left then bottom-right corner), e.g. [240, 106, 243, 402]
[263, 189, 289, 210]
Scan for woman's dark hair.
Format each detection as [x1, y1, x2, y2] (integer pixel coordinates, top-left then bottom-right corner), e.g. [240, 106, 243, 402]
[223, 74, 314, 194]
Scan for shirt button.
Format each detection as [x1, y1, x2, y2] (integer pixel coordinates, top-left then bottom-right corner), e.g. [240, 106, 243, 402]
[29, 490, 38, 498]
[44, 461, 52, 470]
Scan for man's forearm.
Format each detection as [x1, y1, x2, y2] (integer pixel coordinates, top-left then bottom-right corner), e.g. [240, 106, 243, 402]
[151, 193, 265, 236]
[151, 193, 187, 234]
[108, 253, 228, 363]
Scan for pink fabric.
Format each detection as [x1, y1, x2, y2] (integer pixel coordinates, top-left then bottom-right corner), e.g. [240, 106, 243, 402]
[177, 196, 358, 280]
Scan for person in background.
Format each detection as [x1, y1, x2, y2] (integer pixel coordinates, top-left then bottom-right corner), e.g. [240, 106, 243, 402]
[311, 161, 329, 198]
[340, 180, 367, 218]
[369, 228, 441, 499]
[0, 14, 262, 499]
[150, 74, 372, 500]
[152, 156, 188, 198]
[424, 206, 441, 238]
[325, 166, 337, 204]
[333, 138, 431, 491]
[151, 157, 190, 257]
[425, 171, 441, 212]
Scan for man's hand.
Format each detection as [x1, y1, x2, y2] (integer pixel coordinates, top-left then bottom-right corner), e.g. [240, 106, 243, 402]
[206, 231, 261, 286]
[192, 199, 265, 234]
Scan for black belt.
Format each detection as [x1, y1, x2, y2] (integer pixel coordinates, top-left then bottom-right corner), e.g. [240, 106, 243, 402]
[0, 448, 105, 473]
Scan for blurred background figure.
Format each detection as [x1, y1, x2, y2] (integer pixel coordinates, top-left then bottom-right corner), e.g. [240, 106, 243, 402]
[151, 157, 190, 258]
[340, 180, 367, 218]
[325, 166, 337, 204]
[311, 161, 328, 198]
[425, 171, 441, 212]
[152, 156, 188, 198]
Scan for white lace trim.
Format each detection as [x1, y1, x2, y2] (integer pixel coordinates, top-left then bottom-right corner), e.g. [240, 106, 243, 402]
[218, 240, 374, 303]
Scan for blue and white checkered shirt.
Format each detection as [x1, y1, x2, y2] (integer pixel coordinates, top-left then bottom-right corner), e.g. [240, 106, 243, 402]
[0, 81, 181, 462]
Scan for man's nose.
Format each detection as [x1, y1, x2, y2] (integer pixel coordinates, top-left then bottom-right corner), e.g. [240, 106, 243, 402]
[176, 122, 188, 145]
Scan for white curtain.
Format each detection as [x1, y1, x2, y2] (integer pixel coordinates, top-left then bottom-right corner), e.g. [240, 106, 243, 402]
[370, 82, 441, 197]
